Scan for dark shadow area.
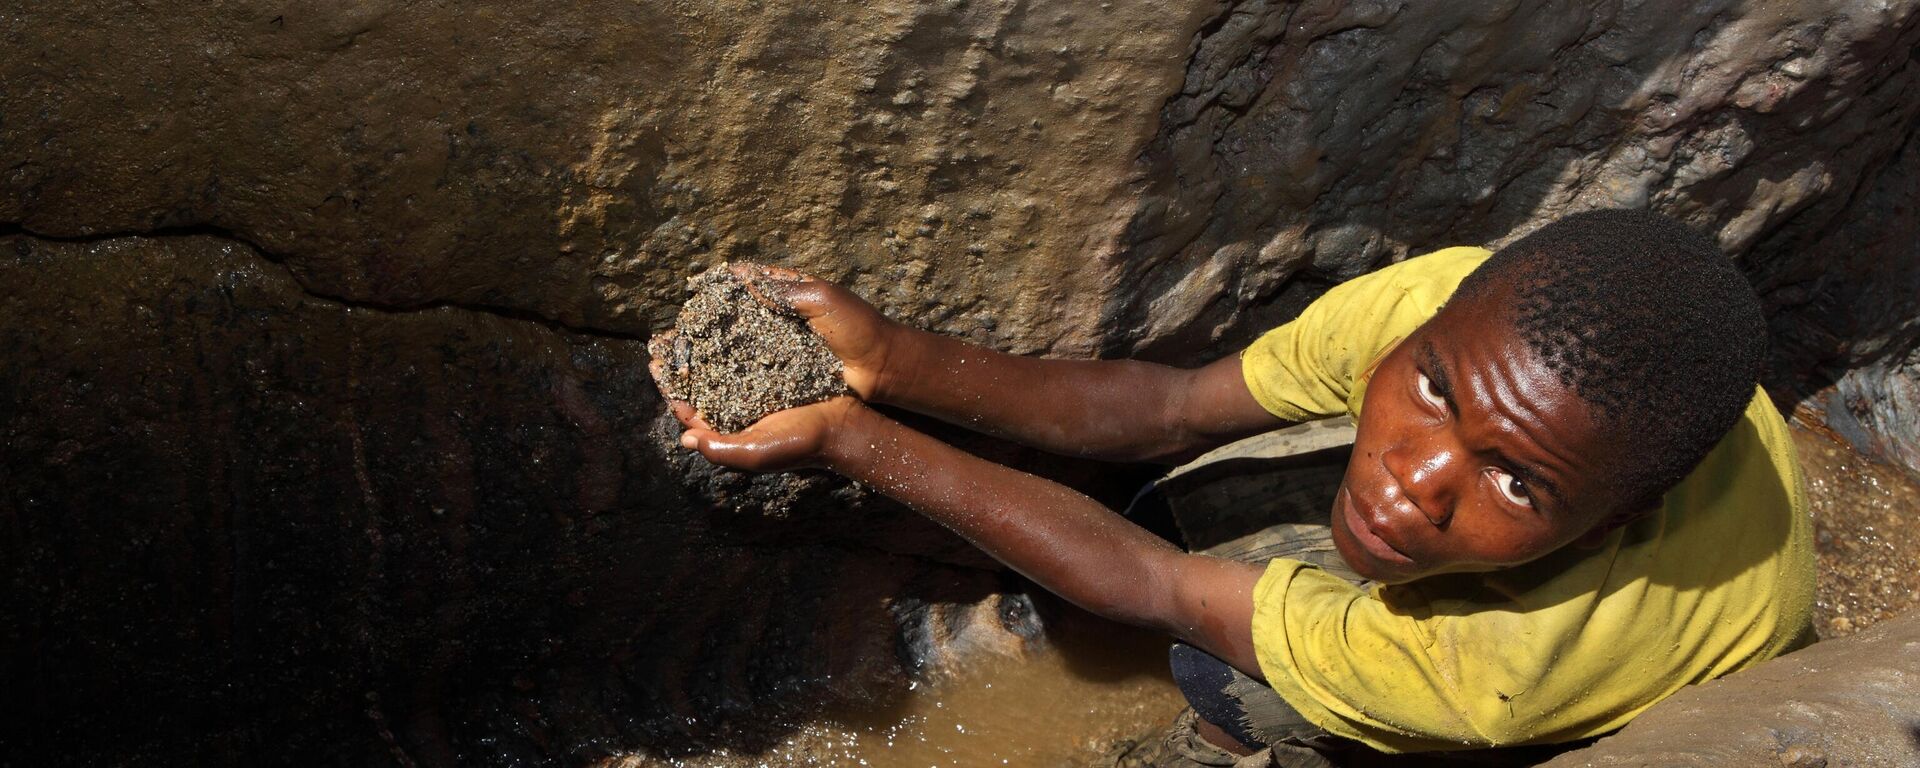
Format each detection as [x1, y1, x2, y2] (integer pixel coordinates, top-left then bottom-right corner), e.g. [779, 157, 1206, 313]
[1754, 124, 1920, 478]
[0, 233, 1117, 766]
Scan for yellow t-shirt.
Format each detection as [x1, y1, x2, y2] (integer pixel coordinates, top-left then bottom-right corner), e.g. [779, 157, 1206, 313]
[1240, 247, 1816, 752]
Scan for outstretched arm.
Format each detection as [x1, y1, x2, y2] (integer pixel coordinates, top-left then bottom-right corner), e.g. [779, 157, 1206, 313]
[736, 265, 1288, 464]
[658, 392, 1269, 678]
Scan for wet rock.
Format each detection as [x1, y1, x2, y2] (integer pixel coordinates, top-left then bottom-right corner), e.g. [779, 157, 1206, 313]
[0, 0, 1218, 354]
[1113, 0, 1920, 361]
[1764, 127, 1920, 479]
[3, 2, 1916, 367]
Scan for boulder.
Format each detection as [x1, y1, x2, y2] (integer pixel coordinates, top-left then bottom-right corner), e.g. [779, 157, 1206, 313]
[1542, 612, 1920, 767]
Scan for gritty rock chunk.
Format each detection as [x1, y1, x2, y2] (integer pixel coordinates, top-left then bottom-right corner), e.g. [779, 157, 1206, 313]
[652, 264, 846, 433]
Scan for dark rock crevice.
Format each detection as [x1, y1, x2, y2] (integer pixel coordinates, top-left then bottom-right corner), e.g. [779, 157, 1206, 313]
[0, 220, 651, 343]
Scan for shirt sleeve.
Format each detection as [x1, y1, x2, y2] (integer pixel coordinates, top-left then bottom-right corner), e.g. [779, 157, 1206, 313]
[1252, 560, 1518, 751]
[1240, 247, 1492, 422]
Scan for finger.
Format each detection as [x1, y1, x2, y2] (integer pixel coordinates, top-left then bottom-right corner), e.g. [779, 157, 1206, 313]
[667, 398, 715, 433]
[679, 427, 714, 451]
[682, 427, 776, 471]
[647, 372, 714, 432]
[747, 275, 846, 322]
[728, 262, 807, 284]
[646, 358, 677, 400]
[733, 265, 824, 317]
[688, 422, 817, 473]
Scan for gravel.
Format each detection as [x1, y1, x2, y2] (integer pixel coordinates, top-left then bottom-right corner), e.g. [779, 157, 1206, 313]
[651, 264, 847, 432]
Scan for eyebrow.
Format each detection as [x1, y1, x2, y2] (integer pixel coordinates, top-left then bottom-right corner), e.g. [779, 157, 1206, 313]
[1417, 341, 1458, 416]
[1417, 340, 1567, 511]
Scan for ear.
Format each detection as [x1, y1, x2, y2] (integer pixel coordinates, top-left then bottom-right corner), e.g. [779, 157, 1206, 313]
[1573, 506, 1653, 549]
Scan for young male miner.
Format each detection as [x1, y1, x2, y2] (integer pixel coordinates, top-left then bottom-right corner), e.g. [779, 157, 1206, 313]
[649, 210, 1814, 764]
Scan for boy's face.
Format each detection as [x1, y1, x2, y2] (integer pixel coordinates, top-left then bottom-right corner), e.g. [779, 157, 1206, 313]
[1335, 289, 1631, 584]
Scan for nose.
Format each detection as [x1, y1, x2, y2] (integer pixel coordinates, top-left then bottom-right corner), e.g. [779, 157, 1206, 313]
[1381, 435, 1461, 527]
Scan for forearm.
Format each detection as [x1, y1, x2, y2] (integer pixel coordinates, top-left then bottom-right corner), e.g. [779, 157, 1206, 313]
[877, 326, 1266, 463]
[824, 405, 1263, 671]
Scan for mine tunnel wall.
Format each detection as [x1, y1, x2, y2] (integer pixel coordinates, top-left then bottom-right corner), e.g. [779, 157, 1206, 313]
[4, 0, 1919, 763]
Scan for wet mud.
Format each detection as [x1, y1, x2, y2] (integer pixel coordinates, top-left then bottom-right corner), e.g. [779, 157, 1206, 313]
[653, 265, 846, 433]
[597, 604, 1185, 768]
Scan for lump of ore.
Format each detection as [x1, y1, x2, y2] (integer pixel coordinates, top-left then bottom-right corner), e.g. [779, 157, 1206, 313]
[652, 264, 847, 433]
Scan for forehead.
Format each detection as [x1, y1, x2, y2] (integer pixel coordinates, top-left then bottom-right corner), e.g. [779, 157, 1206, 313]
[1410, 296, 1626, 513]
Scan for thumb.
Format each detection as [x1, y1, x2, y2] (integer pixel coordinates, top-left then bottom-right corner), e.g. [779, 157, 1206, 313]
[679, 426, 803, 473]
[679, 427, 731, 461]
[754, 278, 838, 321]
[679, 428, 742, 467]
[730, 263, 830, 319]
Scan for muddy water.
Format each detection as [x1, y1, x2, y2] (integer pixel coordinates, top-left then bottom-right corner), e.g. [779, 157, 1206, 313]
[602, 609, 1185, 768]
[1792, 424, 1920, 638]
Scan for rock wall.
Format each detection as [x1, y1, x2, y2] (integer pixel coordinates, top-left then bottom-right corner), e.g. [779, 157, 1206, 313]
[0, 0, 1217, 353]
[1114, 0, 1920, 361]
[1768, 125, 1920, 476]
[4, 0, 1919, 764]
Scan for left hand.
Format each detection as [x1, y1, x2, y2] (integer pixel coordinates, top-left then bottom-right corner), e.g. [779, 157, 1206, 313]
[650, 356, 867, 473]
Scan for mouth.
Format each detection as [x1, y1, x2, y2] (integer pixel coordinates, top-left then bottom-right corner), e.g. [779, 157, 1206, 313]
[1339, 486, 1415, 566]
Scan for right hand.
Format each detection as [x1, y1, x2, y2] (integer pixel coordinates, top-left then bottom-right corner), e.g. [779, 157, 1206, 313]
[729, 262, 900, 400]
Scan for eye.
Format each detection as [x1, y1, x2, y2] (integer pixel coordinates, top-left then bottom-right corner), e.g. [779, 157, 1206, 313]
[1416, 371, 1446, 410]
[1491, 469, 1533, 508]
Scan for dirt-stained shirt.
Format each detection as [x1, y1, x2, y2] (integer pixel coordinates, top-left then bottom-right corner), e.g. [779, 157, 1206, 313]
[1239, 246, 1817, 752]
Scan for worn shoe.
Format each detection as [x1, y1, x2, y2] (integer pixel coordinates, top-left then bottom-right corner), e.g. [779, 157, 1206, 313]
[1099, 709, 1256, 768]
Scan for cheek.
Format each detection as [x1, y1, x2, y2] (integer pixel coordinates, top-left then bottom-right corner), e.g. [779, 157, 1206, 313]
[1345, 405, 1404, 490]
[1456, 505, 1567, 565]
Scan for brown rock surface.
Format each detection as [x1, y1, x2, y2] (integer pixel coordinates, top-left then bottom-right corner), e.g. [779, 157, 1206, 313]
[4, 1, 1917, 361]
[1766, 126, 1920, 478]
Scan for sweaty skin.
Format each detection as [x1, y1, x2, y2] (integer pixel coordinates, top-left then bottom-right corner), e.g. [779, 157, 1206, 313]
[649, 264, 1641, 680]
[1334, 280, 1647, 583]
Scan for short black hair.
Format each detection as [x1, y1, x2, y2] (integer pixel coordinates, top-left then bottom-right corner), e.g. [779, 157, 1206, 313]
[1452, 209, 1766, 513]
